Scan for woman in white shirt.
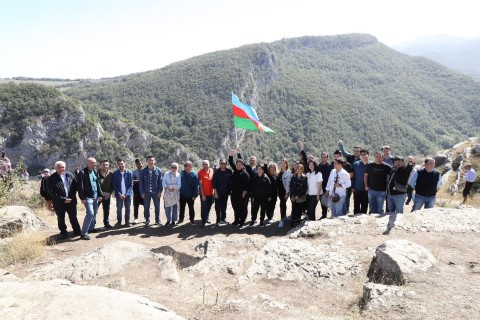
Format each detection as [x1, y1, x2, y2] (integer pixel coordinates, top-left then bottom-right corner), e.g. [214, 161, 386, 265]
[163, 163, 181, 226]
[306, 161, 323, 221]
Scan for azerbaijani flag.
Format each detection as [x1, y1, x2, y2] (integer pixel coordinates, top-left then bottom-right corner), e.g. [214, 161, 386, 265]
[232, 92, 274, 133]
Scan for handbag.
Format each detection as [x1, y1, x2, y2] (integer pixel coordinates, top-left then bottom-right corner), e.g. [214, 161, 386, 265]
[394, 181, 408, 193]
[331, 174, 340, 202]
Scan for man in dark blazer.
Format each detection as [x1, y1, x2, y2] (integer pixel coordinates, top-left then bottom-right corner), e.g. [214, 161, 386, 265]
[77, 157, 103, 240]
[47, 161, 81, 239]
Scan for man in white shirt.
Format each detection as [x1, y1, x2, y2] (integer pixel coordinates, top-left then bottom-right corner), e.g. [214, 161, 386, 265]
[462, 163, 476, 204]
[326, 159, 351, 218]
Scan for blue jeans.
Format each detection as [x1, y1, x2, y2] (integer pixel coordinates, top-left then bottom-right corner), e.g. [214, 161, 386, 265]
[387, 194, 407, 213]
[144, 192, 160, 223]
[116, 196, 131, 223]
[331, 195, 346, 217]
[412, 194, 436, 211]
[165, 204, 178, 223]
[201, 195, 214, 224]
[368, 190, 386, 214]
[81, 198, 98, 235]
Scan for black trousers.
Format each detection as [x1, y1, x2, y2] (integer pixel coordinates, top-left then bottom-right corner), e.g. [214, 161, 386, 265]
[133, 194, 144, 219]
[266, 197, 277, 220]
[345, 187, 352, 212]
[278, 193, 287, 219]
[98, 196, 110, 225]
[251, 197, 268, 222]
[307, 195, 318, 220]
[53, 202, 81, 235]
[179, 195, 196, 221]
[215, 194, 228, 223]
[320, 204, 328, 219]
[231, 194, 248, 223]
[291, 201, 304, 221]
[463, 181, 474, 197]
[353, 190, 369, 214]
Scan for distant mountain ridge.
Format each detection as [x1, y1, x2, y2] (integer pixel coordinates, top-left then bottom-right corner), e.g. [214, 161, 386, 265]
[1, 34, 480, 170]
[394, 35, 480, 77]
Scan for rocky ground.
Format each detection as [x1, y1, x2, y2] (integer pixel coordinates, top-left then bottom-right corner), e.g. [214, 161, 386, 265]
[1, 199, 480, 320]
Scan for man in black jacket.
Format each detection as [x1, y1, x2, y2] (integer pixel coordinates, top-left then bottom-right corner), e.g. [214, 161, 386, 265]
[77, 158, 103, 240]
[212, 159, 232, 225]
[250, 165, 271, 227]
[47, 161, 81, 239]
[386, 156, 414, 213]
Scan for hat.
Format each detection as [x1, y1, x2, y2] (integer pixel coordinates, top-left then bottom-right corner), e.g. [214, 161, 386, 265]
[43, 168, 50, 173]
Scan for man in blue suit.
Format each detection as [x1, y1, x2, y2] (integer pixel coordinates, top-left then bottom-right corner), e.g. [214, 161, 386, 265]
[47, 161, 81, 239]
[139, 155, 163, 227]
[112, 159, 134, 226]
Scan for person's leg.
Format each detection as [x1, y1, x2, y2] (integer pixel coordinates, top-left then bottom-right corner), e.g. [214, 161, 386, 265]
[200, 198, 207, 225]
[205, 196, 214, 223]
[376, 191, 386, 215]
[240, 196, 249, 225]
[353, 190, 360, 214]
[307, 195, 316, 220]
[165, 206, 172, 224]
[259, 200, 267, 224]
[54, 203, 68, 235]
[360, 191, 369, 214]
[412, 195, 426, 212]
[279, 195, 287, 220]
[250, 198, 260, 223]
[144, 194, 151, 224]
[179, 196, 187, 222]
[231, 196, 239, 224]
[345, 187, 352, 212]
[387, 195, 395, 213]
[368, 190, 377, 214]
[116, 197, 124, 224]
[133, 196, 140, 220]
[187, 197, 196, 222]
[172, 204, 178, 222]
[153, 195, 160, 223]
[214, 197, 222, 224]
[337, 195, 346, 216]
[425, 196, 436, 209]
[102, 197, 111, 226]
[125, 196, 131, 223]
[395, 194, 407, 213]
[81, 198, 95, 235]
[66, 203, 81, 235]
[220, 195, 228, 221]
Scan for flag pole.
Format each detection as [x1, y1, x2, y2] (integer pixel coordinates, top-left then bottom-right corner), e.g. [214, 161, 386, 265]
[234, 127, 239, 149]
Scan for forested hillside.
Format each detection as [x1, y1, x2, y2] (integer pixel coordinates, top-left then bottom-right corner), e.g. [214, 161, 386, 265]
[66, 34, 480, 162]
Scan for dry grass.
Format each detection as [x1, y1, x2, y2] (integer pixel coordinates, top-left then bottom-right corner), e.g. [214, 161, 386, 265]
[0, 232, 48, 268]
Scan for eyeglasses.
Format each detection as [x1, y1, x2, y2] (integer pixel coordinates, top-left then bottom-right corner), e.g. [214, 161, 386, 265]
[383, 148, 390, 150]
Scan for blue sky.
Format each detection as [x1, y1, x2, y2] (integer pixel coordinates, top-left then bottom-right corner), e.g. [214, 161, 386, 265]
[0, 0, 478, 79]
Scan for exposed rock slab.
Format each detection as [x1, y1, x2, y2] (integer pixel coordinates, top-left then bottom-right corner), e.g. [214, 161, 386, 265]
[0, 206, 47, 238]
[28, 241, 154, 283]
[0, 279, 183, 320]
[240, 239, 362, 284]
[367, 240, 436, 285]
[288, 215, 370, 239]
[361, 282, 411, 311]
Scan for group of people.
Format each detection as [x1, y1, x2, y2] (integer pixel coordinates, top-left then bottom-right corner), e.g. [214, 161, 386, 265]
[38, 140, 476, 240]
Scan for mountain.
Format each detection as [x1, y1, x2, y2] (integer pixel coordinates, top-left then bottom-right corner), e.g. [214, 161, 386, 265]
[394, 35, 480, 77]
[2, 34, 480, 170]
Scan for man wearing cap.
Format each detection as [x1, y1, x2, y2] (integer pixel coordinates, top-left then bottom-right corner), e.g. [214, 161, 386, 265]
[386, 156, 414, 213]
[462, 163, 476, 204]
[213, 158, 232, 225]
[132, 158, 144, 224]
[40, 168, 53, 212]
[410, 157, 441, 211]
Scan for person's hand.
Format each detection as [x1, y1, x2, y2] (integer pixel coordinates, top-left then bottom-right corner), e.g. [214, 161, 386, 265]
[65, 198, 72, 204]
[81, 199, 86, 205]
[335, 182, 342, 188]
[264, 157, 268, 165]
[251, 198, 254, 204]
[237, 147, 241, 153]
[202, 195, 206, 202]
[214, 193, 219, 199]
[98, 197, 102, 202]
[268, 197, 271, 202]
[120, 195, 126, 200]
[284, 194, 289, 200]
[157, 193, 162, 199]
[142, 194, 146, 199]
[298, 141, 304, 150]
[229, 150, 235, 157]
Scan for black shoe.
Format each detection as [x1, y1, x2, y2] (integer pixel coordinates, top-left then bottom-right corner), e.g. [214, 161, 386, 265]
[249, 221, 256, 227]
[201, 223, 205, 228]
[165, 221, 171, 226]
[190, 220, 196, 226]
[60, 233, 69, 240]
[207, 220, 211, 224]
[171, 222, 176, 227]
[232, 220, 239, 226]
[144, 222, 150, 227]
[73, 231, 81, 236]
[178, 219, 184, 224]
[259, 221, 264, 227]
[104, 224, 113, 229]
[89, 228, 98, 233]
[80, 234, 91, 240]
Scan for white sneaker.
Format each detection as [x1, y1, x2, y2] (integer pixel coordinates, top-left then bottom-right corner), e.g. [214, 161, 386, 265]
[267, 219, 274, 224]
[133, 219, 138, 224]
[278, 220, 285, 228]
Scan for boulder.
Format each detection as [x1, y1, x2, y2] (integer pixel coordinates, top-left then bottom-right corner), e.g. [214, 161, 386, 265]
[474, 144, 480, 154]
[367, 240, 436, 285]
[361, 282, 409, 310]
[27, 241, 153, 283]
[0, 279, 183, 320]
[434, 155, 449, 167]
[0, 206, 47, 238]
